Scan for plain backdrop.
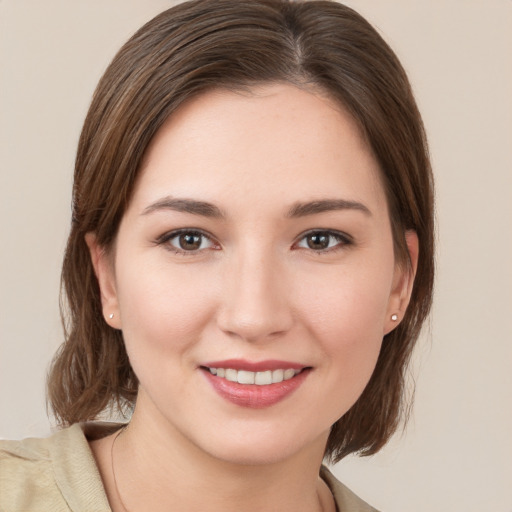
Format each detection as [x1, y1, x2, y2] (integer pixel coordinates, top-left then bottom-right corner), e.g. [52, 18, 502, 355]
[1, 1, 511, 511]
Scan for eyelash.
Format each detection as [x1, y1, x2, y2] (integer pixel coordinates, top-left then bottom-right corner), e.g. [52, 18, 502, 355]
[155, 229, 219, 255]
[294, 229, 353, 254]
[155, 229, 353, 255]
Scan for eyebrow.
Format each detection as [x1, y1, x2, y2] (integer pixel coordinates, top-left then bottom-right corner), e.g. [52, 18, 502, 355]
[142, 196, 371, 219]
[286, 199, 372, 218]
[142, 197, 225, 218]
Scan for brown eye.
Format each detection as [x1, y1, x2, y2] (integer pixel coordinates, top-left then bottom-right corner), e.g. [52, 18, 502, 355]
[178, 233, 202, 250]
[161, 230, 215, 253]
[306, 233, 330, 250]
[296, 230, 352, 252]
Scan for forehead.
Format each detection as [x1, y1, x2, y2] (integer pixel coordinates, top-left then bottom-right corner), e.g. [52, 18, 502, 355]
[132, 83, 386, 216]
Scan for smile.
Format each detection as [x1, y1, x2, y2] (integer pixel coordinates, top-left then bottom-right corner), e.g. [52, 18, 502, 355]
[201, 361, 310, 408]
[207, 367, 301, 385]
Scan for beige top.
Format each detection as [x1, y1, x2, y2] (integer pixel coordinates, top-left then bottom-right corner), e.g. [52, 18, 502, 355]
[0, 424, 379, 512]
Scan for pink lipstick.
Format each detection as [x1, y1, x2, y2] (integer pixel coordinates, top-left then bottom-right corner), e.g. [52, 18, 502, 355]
[200, 359, 310, 408]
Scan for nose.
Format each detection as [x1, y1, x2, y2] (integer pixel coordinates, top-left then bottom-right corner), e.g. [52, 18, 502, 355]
[216, 247, 294, 343]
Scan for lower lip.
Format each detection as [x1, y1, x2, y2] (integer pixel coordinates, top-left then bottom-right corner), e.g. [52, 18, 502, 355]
[202, 369, 310, 409]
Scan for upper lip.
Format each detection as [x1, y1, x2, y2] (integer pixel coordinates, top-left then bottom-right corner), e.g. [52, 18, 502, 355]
[200, 359, 306, 372]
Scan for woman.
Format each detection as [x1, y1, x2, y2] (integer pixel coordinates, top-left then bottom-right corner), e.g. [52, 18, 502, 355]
[0, 0, 434, 510]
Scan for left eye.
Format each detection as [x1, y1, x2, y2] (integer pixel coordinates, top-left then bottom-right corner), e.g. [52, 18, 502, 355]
[165, 231, 215, 252]
[296, 231, 350, 251]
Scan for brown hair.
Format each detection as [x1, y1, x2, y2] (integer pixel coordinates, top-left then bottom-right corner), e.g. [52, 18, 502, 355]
[48, 0, 434, 462]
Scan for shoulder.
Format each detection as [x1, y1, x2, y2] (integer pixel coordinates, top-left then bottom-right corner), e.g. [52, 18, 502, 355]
[0, 424, 112, 512]
[320, 465, 380, 512]
[0, 432, 66, 511]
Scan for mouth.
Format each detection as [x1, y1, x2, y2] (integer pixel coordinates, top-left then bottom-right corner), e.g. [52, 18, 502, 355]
[203, 367, 303, 385]
[199, 360, 311, 408]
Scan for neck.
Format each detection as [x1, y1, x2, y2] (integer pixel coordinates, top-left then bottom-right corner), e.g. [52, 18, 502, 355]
[108, 400, 331, 512]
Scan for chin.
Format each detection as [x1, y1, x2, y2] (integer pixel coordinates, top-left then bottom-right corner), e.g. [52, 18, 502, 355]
[188, 424, 329, 467]
[207, 445, 304, 467]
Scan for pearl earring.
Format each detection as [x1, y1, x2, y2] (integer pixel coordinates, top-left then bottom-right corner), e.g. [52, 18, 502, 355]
[391, 314, 398, 321]
[109, 313, 114, 319]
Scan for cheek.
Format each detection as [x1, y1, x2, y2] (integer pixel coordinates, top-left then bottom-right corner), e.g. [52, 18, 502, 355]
[296, 263, 393, 398]
[299, 260, 393, 339]
[114, 257, 218, 360]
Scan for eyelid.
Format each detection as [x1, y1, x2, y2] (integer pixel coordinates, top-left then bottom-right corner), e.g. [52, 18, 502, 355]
[293, 229, 353, 251]
[155, 228, 220, 254]
[154, 227, 352, 254]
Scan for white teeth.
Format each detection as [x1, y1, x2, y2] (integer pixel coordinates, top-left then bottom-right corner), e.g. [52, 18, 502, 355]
[284, 369, 296, 380]
[237, 370, 255, 385]
[207, 367, 302, 385]
[255, 370, 272, 385]
[272, 369, 284, 383]
[225, 369, 237, 382]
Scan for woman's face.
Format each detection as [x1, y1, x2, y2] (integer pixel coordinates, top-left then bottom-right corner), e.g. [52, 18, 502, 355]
[91, 83, 414, 465]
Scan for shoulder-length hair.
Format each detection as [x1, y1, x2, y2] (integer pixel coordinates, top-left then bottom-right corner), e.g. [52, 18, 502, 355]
[48, 0, 434, 462]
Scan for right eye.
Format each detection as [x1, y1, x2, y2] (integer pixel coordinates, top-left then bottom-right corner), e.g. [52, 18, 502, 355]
[157, 229, 218, 254]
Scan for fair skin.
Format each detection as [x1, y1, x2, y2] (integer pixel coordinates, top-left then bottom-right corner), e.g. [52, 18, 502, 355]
[87, 83, 418, 512]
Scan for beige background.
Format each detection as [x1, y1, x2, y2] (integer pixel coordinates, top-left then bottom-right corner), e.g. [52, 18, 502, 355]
[1, 1, 511, 510]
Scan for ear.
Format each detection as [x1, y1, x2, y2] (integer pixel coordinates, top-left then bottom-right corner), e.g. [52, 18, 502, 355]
[85, 232, 122, 329]
[384, 230, 419, 335]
